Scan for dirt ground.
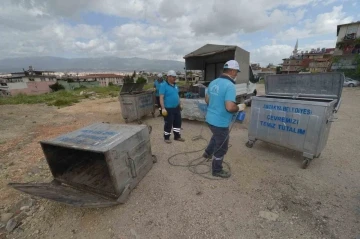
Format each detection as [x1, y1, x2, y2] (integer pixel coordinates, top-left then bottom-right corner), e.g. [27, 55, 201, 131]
[0, 85, 359, 239]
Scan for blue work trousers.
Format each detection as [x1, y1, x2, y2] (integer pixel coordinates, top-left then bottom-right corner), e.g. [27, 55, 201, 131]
[205, 124, 229, 173]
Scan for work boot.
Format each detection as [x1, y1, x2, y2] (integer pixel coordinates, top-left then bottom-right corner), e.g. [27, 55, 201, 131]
[202, 152, 212, 160]
[164, 139, 172, 144]
[174, 138, 185, 142]
[212, 170, 231, 178]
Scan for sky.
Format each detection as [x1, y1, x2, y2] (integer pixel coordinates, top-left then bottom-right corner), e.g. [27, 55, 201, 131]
[0, 0, 359, 66]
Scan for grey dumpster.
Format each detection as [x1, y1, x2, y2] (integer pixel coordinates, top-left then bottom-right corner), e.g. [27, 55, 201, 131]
[119, 83, 155, 123]
[9, 123, 156, 207]
[181, 98, 208, 122]
[246, 73, 344, 169]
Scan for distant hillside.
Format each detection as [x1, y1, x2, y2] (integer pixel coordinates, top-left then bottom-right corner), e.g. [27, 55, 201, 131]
[0, 56, 185, 73]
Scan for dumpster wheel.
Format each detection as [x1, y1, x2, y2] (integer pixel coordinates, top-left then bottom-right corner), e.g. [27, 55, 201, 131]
[152, 155, 157, 163]
[302, 158, 311, 169]
[245, 141, 254, 148]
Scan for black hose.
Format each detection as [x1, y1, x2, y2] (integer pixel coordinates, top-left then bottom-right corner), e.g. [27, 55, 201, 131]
[167, 136, 232, 180]
[167, 112, 239, 180]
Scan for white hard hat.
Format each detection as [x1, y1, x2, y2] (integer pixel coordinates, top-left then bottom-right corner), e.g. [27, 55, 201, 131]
[167, 70, 177, 77]
[224, 60, 241, 72]
[157, 73, 163, 78]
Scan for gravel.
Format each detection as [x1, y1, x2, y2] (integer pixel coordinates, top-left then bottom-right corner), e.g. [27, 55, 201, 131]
[0, 86, 359, 239]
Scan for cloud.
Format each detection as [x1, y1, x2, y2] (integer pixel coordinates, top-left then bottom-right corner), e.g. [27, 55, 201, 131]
[190, 1, 308, 36]
[276, 5, 353, 40]
[251, 44, 294, 65]
[250, 38, 337, 66]
[300, 39, 337, 51]
[0, 0, 354, 67]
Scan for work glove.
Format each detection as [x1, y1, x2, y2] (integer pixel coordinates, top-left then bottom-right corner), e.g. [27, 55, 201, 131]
[237, 103, 246, 112]
[179, 104, 183, 111]
[162, 109, 168, 117]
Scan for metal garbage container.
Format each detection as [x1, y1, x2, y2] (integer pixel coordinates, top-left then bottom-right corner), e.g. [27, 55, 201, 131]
[181, 99, 208, 121]
[119, 83, 155, 124]
[245, 73, 344, 169]
[9, 123, 156, 207]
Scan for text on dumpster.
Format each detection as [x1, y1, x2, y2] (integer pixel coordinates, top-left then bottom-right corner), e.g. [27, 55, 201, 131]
[258, 104, 312, 135]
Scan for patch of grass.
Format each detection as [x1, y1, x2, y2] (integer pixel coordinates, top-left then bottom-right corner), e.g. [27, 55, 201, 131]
[0, 140, 6, 145]
[0, 85, 121, 107]
[48, 98, 80, 107]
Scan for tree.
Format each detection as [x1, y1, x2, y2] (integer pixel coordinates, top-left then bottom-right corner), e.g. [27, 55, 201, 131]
[332, 55, 360, 79]
[49, 82, 65, 92]
[108, 82, 114, 86]
[131, 71, 136, 80]
[136, 77, 147, 84]
[276, 66, 282, 74]
[124, 75, 133, 83]
[267, 63, 275, 68]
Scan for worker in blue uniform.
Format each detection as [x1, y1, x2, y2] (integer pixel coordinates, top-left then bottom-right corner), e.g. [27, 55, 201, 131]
[159, 70, 185, 144]
[154, 73, 164, 116]
[204, 60, 246, 178]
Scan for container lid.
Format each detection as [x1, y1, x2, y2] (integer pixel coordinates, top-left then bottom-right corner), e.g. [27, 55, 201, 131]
[265, 73, 345, 100]
[40, 123, 148, 152]
[120, 83, 145, 94]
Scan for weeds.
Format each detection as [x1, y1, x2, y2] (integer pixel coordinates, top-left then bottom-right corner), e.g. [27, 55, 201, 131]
[0, 85, 121, 107]
[0, 82, 174, 107]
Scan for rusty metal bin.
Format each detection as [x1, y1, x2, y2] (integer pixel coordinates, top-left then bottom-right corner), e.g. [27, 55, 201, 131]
[9, 123, 156, 207]
[119, 83, 155, 123]
[246, 73, 344, 169]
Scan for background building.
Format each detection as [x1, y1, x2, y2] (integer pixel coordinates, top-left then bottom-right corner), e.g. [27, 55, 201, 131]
[331, 21, 360, 77]
[79, 74, 124, 86]
[0, 66, 56, 96]
[282, 40, 334, 74]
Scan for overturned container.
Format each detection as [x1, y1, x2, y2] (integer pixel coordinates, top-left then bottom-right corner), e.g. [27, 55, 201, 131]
[119, 83, 155, 124]
[246, 73, 344, 169]
[9, 123, 156, 207]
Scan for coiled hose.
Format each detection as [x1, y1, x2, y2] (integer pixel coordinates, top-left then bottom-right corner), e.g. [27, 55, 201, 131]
[167, 112, 239, 180]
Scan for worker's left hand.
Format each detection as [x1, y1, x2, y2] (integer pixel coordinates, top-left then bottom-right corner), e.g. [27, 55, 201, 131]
[179, 104, 183, 111]
[237, 103, 246, 111]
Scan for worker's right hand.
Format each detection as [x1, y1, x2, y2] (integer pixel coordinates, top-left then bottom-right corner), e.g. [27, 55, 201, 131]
[162, 109, 168, 117]
[237, 103, 246, 111]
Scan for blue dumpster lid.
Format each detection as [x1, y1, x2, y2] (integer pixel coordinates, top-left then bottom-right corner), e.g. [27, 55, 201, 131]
[265, 72, 345, 100]
[40, 123, 148, 152]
